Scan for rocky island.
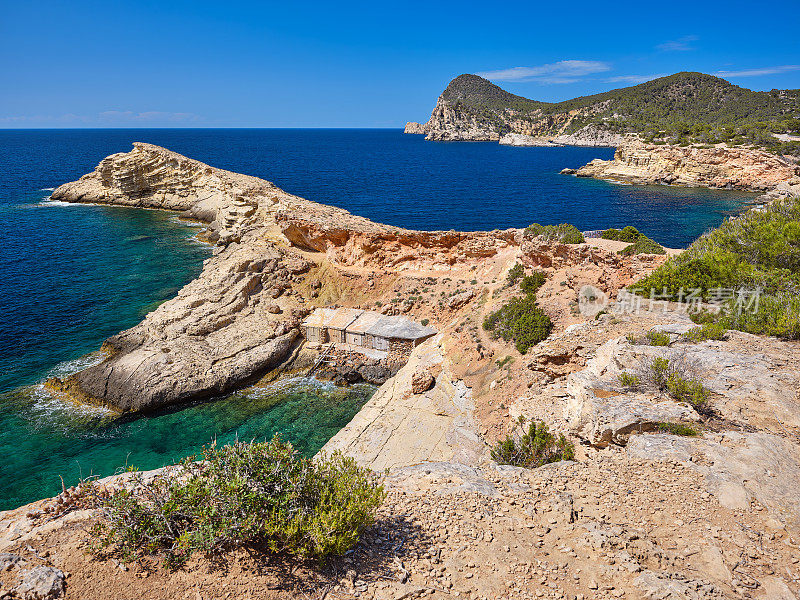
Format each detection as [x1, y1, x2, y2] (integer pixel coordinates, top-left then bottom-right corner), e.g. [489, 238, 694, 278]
[2, 144, 800, 599]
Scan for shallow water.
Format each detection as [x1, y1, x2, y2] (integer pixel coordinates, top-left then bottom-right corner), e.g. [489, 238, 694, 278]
[0, 372, 375, 510]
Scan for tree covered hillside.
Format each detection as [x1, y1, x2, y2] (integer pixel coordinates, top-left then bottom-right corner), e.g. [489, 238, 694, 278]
[438, 72, 800, 154]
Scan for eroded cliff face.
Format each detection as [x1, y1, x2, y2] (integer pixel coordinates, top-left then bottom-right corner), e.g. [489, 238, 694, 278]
[417, 94, 623, 146]
[422, 95, 502, 141]
[575, 139, 800, 191]
[46, 144, 518, 412]
[403, 121, 428, 134]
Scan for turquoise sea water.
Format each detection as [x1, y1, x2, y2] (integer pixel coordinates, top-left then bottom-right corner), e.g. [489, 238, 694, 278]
[0, 129, 757, 510]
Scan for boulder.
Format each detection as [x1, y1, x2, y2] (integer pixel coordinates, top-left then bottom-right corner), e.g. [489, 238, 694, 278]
[411, 369, 435, 394]
[16, 567, 65, 600]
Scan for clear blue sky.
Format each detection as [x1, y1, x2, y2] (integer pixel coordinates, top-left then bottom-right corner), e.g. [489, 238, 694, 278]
[2, 0, 799, 128]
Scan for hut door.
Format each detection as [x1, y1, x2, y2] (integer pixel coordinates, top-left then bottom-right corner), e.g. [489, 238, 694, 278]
[373, 336, 389, 351]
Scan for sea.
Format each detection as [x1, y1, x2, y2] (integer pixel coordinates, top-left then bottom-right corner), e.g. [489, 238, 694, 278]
[0, 129, 756, 509]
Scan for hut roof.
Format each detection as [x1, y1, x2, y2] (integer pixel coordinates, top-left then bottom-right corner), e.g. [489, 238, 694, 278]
[327, 308, 363, 330]
[365, 315, 437, 341]
[347, 311, 384, 334]
[302, 308, 337, 329]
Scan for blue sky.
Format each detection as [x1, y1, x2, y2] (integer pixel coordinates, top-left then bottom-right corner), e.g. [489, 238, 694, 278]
[2, 0, 799, 128]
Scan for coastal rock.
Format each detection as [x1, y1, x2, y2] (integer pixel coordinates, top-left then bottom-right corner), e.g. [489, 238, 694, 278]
[47, 143, 519, 412]
[424, 94, 501, 141]
[499, 127, 625, 148]
[320, 336, 484, 470]
[403, 121, 427, 134]
[16, 566, 65, 600]
[575, 138, 800, 191]
[564, 338, 699, 446]
[410, 369, 435, 394]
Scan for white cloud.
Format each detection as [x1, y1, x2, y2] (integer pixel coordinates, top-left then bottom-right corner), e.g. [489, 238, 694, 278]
[715, 65, 800, 78]
[656, 35, 699, 52]
[605, 74, 667, 84]
[476, 60, 612, 84]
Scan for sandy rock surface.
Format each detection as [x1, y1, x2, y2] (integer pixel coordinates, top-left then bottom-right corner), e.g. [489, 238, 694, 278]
[575, 139, 800, 192]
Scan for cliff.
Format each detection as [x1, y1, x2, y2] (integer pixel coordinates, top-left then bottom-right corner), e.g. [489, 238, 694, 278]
[47, 144, 516, 413]
[410, 72, 800, 156]
[403, 121, 427, 134]
[574, 139, 800, 191]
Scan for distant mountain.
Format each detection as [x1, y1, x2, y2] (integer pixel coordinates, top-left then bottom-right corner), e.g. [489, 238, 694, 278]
[406, 72, 800, 153]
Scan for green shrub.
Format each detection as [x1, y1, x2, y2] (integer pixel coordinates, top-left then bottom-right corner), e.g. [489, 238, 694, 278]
[631, 196, 800, 339]
[655, 422, 699, 436]
[645, 330, 671, 346]
[602, 225, 642, 243]
[89, 438, 386, 568]
[483, 295, 553, 353]
[496, 355, 514, 369]
[524, 223, 585, 244]
[506, 263, 525, 284]
[491, 419, 574, 468]
[683, 322, 727, 342]
[520, 272, 546, 295]
[721, 293, 800, 339]
[619, 235, 666, 255]
[649, 357, 672, 389]
[618, 371, 641, 389]
[689, 310, 719, 325]
[420, 318, 429, 326]
[666, 374, 710, 413]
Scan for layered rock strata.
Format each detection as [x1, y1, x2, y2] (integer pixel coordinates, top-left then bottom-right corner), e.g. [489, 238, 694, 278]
[47, 143, 516, 412]
[403, 121, 427, 134]
[574, 139, 800, 191]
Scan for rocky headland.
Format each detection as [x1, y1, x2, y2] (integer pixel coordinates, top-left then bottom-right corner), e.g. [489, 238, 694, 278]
[3, 144, 800, 599]
[407, 72, 800, 198]
[573, 139, 800, 194]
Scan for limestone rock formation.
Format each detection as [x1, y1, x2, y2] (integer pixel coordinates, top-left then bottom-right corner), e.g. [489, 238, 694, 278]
[574, 139, 800, 191]
[499, 127, 625, 148]
[16, 566, 66, 600]
[320, 337, 484, 470]
[46, 143, 518, 412]
[410, 368, 435, 394]
[403, 121, 427, 134]
[423, 94, 501, 141]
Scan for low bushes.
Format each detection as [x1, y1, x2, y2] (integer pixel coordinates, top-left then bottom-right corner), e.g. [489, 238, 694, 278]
[506, 263, 525, 284]
[524, 222, 585, 244]
[520, 272, 546, 295]
[655, 422, 699, 436]
[89, 438, 386, 568]
[644, 355, 711, 414]
[485, 265, 552, 354]
[682, 322, 727, 342]
[601, 225, 665, 254]
[483, 295, 553, 353]
[618, 354, 711, 415]
[618, 236, 666, 255]
[626, 330, 670, 346]
[631, 196, 800, 339]
[602, 225, 642, 243]
[491, 418, 574, 468]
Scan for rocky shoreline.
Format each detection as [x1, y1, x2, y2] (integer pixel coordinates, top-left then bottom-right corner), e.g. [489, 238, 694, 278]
[572, 138, 800, 195]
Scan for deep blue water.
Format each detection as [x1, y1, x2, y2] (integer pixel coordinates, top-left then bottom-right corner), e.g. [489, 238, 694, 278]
[0, 129, 755, 509]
